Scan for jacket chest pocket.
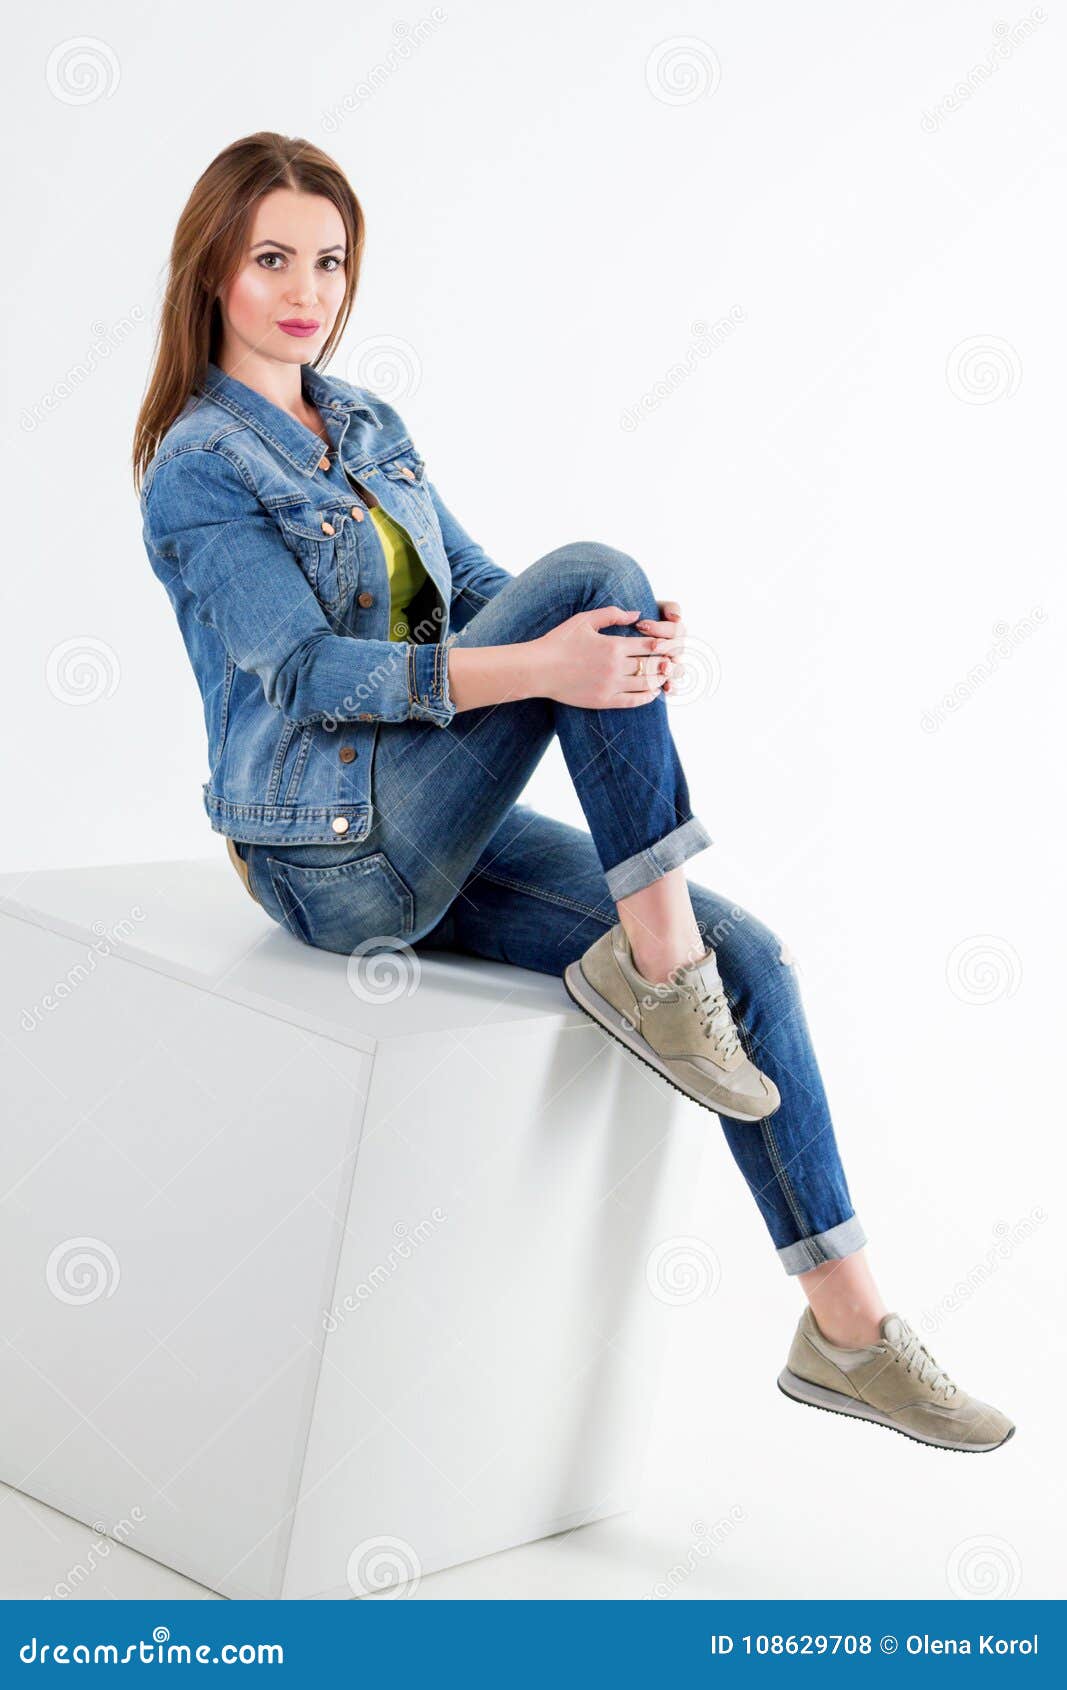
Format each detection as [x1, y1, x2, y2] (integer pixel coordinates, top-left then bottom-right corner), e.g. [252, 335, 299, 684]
[268, 496, 356, 611]
[375, 448, 432, 526]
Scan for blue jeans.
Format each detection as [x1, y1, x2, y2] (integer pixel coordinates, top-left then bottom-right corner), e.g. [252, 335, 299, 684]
[238, 542, 867, 1276]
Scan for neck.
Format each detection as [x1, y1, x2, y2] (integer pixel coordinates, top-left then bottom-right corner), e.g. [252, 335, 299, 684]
[216, 342, 317, 428]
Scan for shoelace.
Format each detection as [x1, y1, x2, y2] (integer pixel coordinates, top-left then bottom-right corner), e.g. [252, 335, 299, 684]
[890, 1324, 958, 1398]
[687, 968, 741, 1060]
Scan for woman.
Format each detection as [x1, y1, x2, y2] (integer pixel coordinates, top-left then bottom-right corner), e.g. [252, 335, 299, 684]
[134, 131, 1013, 1453]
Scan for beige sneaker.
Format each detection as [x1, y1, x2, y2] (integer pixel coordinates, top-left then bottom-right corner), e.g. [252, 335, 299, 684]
[562, 921, 780, 1122]
[777, 1306, 1015, 1453]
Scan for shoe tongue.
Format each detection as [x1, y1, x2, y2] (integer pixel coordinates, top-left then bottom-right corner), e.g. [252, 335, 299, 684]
[680, 952, 723, 995]
[881, 1313, 910, 1347]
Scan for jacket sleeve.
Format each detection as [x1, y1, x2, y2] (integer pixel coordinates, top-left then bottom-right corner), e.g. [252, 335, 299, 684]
[142, 446, 456, 728]
[426, 476, 515, 611]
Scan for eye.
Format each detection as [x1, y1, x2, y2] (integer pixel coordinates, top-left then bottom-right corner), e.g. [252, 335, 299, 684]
[319, 255, 345, 272]
[256, 251, 286, 270]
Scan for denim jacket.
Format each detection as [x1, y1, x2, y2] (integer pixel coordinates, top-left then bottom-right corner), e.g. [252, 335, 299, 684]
[140, 360, 514, 845]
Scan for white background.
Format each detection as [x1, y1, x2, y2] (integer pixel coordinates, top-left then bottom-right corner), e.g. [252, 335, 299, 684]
[1, 1, 1062, 1599]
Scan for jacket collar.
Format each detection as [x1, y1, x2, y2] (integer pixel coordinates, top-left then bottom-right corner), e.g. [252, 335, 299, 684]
[198, 359, 381, 476]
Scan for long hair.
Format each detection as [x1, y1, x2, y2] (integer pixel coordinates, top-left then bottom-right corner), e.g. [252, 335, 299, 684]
[132, 131, 364, 490]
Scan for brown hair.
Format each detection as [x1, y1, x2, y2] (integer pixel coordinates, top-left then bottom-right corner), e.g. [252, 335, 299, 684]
[132, 131, 365, 490]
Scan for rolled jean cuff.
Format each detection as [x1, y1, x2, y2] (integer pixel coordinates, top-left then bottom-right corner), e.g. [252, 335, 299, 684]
[776, 1214, 868, 1277]
[603, 815, 713, 901]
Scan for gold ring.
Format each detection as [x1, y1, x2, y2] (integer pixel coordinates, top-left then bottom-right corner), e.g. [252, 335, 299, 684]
[634, 656, 646, 678]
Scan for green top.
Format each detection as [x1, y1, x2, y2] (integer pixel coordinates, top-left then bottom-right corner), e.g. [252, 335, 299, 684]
[367, 501, 429, 642]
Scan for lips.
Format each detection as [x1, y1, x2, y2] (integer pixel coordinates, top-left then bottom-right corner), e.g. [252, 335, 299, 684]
[277, 319, 321, 338]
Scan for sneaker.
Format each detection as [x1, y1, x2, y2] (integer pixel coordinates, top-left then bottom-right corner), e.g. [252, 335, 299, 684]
[562, 921, 780, 1122]
[777, 1306, 1015, 1453]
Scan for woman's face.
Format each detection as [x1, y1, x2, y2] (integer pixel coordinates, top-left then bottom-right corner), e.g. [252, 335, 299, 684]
[218, 187, 348, 370]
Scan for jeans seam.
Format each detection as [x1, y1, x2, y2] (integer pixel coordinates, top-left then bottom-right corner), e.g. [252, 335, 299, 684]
[729, 1005, 814, 1247]
[470, 868, 614, 925]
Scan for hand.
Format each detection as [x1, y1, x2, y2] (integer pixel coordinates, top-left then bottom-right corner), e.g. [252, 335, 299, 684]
[534, 605, 673, 709]
[634, 600, 686, 695]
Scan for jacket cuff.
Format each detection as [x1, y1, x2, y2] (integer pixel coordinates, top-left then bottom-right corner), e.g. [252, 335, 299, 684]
[407, 640, 456, 726]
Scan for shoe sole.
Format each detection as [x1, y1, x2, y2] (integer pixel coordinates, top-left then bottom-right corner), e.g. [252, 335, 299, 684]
[562, 959, 779, 1123]
[776, 1367, 1015, 1453]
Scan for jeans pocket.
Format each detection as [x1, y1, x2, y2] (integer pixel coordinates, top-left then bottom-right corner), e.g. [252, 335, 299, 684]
[264, 850, 415, 953]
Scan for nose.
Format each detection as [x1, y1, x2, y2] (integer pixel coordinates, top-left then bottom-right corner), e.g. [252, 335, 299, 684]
[286, 265, 321, 309]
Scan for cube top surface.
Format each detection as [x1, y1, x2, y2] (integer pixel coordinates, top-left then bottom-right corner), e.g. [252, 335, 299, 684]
[0, 856, 584, 1050]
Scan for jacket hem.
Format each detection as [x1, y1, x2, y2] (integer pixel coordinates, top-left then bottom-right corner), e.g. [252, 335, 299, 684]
[203, 787, 372, 846]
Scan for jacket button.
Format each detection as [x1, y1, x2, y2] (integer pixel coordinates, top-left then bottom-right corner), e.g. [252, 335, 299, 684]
[398, 465, 416, 481]
[350, 506, 364, 521]
[357, 712, 372, 721]
[317, 455, 330, 471]
[339, 746, 357, 763]
[357, 590, 374, 607]
[321, 520, 336, 536]
[331, 816, 349, 834]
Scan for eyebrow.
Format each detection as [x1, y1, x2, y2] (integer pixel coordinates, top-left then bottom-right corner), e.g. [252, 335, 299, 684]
[250, 240, 346, 255]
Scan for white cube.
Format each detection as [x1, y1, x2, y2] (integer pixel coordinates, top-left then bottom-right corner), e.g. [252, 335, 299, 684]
[0, 856, 702, 1599]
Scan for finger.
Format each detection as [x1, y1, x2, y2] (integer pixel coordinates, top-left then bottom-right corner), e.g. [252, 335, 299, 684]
[586, 605, 642, 631]
[615, 634, 669, 654]
[619, 657, 672, 692]
[635, 617, 685, 638]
